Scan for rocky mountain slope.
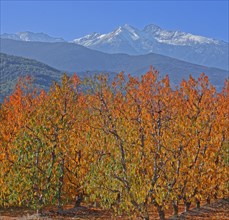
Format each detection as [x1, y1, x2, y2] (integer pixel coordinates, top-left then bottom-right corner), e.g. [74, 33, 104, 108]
[73, 24, 229, 70]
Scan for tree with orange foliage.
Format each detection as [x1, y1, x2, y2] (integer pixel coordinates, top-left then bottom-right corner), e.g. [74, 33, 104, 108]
[0, 70, 228, 220]
[0, 74, 90, 210]
[0, 77, 39, 207]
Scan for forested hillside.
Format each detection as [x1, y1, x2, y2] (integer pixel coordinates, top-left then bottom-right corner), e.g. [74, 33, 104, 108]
[0, 53, 62, 101]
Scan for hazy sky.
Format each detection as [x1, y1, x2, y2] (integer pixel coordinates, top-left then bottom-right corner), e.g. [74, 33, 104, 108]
[1, 1, 228, 42]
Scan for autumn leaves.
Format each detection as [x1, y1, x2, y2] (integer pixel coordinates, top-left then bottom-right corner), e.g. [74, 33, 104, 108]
[0, 70, 228, 220]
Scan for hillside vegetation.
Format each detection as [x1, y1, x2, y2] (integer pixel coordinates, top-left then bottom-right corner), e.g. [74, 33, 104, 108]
[0, 70, 228, 220]
[0, 53, 62, 101]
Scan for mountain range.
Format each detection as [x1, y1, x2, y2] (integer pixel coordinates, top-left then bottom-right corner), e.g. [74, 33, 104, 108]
[1, 24, 228, 70]
[1, 24, 228, 101]
[1, 39, 228, 92]
[73, 24, 228, 70]
[0, 31, 65, 43]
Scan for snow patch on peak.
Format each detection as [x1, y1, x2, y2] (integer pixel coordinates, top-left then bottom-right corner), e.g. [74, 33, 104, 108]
[0, 31, 65, 43]
[122, 24, 138, 31]
[143, 24, 220, 45]
[111, 24, 141, 40]
[16, 32, 33, 41]
[73, 32, 104, 46]
[154, 30, 220, 45]
[87, 32, 101, 38]
[143, 24, 162, 33]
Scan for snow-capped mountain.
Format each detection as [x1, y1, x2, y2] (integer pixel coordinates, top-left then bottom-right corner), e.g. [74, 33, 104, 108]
[143, 24, 220, 46]
[73, 24, 229, 70]
[0, 31, 65, 43]
[1, 25, 228, 70]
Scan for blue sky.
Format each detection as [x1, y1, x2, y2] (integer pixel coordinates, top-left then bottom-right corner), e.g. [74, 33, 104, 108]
[1, 1, 228, 42]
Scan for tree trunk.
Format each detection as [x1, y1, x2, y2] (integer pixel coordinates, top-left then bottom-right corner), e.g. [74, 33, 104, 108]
[93, 201, 99, 207]
[57, 159, 64, 212]
[172, 200, 179, 217]
[74, 193, 83, 208]
[206, 197, 210, 205]
[142, 213, 149, 220]
[196, 198, 200, 209]
[157, 205, 165, 220]
[184, 201, 191, 212]
[141, 206, 149, 220]
[214, 185, 218, 199]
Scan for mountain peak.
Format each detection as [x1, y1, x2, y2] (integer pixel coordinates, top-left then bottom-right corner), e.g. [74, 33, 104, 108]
[114, 24, 136, 33]
[111, 24, 141, 41]
[122, 24, 136, 30]
[0, 31, 65, 43]
[143, 24, 162, 32]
